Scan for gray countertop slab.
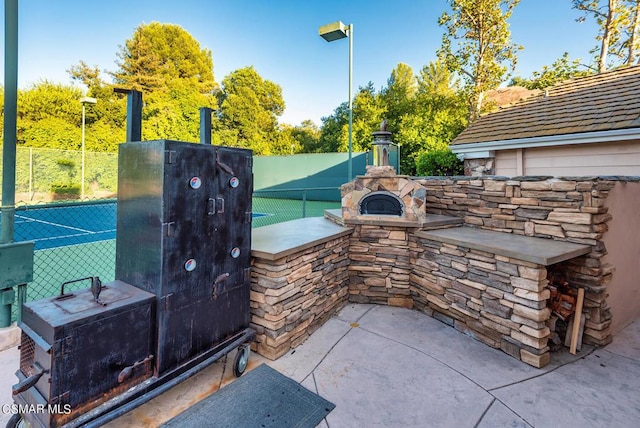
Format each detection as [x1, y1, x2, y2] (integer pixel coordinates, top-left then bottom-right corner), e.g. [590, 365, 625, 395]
[415, 227, 592, 265]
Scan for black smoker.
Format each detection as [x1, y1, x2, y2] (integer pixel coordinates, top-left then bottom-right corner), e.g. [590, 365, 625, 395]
[11, 137, 255, 428]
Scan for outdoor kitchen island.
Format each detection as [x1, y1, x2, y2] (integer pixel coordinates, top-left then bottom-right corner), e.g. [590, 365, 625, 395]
[250, 212, 592, 368]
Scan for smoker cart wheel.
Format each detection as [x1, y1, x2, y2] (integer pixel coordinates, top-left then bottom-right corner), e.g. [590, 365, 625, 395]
[234, 344, 250, 377]
[6, 413, 24, 428]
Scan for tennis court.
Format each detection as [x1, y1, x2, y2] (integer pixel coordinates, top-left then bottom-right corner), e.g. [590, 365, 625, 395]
[11, 201, 278, 251]
[5, 197, 338, 321]
[15, 202, 118, 250]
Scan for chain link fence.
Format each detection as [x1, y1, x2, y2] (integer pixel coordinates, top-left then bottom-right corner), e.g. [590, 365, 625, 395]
[2, 147, 118, 204]
[6, 188, 340, 322]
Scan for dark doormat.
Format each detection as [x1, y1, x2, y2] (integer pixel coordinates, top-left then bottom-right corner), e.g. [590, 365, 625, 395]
[161, 364, 335, 428]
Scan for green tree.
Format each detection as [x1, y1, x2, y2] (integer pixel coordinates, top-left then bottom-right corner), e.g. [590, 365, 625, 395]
[272, 124, 302, 155]
[509, 53, 591, 89]
[351, 82, 385, 152]
[113, 22, 215, 94]
[573, 0, 640, 70]
[393, 61, 467, 175]
[438, 0, 522, 121]
[290, 120, 321, 153]
[317, 83, 384, 155]
[380, 63, 417, 136]
[17, 81, 84, 149]
[216, 66, 285, 155]
[318, 102, 349, 153]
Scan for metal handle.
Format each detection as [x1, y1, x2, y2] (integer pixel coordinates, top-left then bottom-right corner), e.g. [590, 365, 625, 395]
[117, 355, 154, 383]
[13, 362, 46, 395]
[208, 197, 225, 214]
[58, 276, 94, 297]
[212, 273, 230, 300]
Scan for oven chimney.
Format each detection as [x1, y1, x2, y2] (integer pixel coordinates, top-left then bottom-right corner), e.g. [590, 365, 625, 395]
[372, 119, 392, 168]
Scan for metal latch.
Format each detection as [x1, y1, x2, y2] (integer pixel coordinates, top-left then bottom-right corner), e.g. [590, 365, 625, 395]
[162, 222, 175, 236]
[216, 153, 235, 176]
[165, 150, 177, 164]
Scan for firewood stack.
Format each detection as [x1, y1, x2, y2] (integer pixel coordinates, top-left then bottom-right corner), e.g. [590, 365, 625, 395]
[546, 273, 576, 351]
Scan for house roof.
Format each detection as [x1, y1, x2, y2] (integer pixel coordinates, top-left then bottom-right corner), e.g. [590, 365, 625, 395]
[451, 66, 640, 147]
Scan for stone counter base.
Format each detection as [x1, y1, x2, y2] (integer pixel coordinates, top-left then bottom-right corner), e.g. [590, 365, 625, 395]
[409, 235, 552, 368]
[250, 234, 350, 360]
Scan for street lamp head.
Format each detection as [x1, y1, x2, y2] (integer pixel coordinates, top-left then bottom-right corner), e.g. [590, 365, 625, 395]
[80, 96, 97, 105]
[319, 21, 349, 42]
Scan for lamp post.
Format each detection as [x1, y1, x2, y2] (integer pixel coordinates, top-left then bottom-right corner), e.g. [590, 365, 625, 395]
[319, 20, 353, 181]
[80, 96, 96, 200]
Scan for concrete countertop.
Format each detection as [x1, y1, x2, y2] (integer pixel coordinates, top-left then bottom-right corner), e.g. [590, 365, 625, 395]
[415, 227, 592, 265]
[251, 217, 352, 261]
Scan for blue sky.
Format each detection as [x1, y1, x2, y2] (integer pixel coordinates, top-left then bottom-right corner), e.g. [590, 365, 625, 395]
[1, 0, 599, 126]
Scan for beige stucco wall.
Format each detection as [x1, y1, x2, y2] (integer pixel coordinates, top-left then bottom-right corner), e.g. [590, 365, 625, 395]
[602, 181, 640, 334]
[494, 140, 640, 176]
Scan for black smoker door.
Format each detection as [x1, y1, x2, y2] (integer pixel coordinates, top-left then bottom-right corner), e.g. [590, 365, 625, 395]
[156, 142, 218, 374]
[156, 144, 252, 375]
[211, 147, 253, 328]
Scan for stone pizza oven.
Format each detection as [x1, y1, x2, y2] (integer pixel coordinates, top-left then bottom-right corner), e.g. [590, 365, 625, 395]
[340, 126, 428, 226]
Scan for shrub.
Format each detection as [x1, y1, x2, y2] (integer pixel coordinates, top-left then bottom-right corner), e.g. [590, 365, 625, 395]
[415, 148, 464, 176]
[50, 183, 80, 195]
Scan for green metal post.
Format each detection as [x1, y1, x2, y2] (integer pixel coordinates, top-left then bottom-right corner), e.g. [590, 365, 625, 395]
[302, 189, 307, 218]
[347, 23, 353, 181]
[1, 0, 19, 327]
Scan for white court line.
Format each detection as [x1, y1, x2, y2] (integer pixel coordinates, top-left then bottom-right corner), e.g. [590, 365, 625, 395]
[31, 229, 117, 243]
[16, 215, 95, 234]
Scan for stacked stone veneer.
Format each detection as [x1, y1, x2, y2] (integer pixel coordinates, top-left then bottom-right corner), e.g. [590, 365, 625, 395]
[414, 176, 619, 348]
[348, 225, 414, 308]
[250, 176, 630, 367]
[250, 234, 350, 359]
[409, 236, 553, 367]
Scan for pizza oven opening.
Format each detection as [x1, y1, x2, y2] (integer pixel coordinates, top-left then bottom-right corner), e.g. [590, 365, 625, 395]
[359, 192, 404, 216]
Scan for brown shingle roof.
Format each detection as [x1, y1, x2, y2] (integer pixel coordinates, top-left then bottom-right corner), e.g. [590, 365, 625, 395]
[451, 66, 640, 145]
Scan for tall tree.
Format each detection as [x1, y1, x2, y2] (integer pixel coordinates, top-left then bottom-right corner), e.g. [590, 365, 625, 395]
[216, 66, 285, 155]
[627, 0, 640, 63]
[113, 22, 215, 94]
[395, 61, 467, 175]
[318, 102, 349, 153]
[573, 0, 640, 70]
[509, 53, 591, 89]
[380, 63, 417, 136]
[437, 0, 522, 121]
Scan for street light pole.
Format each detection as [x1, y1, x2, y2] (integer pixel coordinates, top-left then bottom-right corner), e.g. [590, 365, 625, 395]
[347, 23, 353, 181]
[80, 97, 96, 200]
[319, 21, 354, 181]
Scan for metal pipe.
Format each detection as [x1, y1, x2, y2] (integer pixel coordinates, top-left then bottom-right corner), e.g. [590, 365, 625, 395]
[200, 107, 212, 144]
[0, 0, 19, 328]
[347, 23, 353, 181]
[81, 103, 86, 199]
[126, 90, 143, 142]
[2, 0, 18, 245]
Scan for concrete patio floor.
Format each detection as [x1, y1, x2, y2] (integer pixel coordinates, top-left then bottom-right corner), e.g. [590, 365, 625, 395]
[1, 304, 639, 427]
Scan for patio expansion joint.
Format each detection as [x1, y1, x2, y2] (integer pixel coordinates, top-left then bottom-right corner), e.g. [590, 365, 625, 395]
[481, 347, 598, 427]
[354, 323, 597, 428]
[300, 306, 377, 385]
